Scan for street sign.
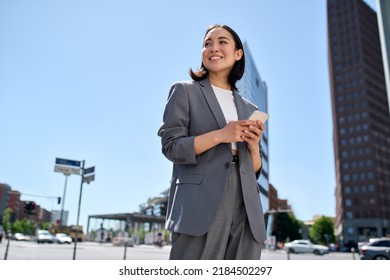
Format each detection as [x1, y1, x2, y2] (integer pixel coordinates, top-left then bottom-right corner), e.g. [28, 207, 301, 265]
[54, 165, 81, 175]
[83, 166, 95, 175]
[83, 174, 95, 184]
[55, 158, 81, 167]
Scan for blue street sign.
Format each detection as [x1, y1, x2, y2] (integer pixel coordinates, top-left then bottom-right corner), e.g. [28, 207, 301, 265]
[83, 166, 95, 175]
[55, 158, 81, 167]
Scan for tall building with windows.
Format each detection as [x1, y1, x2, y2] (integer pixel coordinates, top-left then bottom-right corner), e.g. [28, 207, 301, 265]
[327, 0, 390, 246]
[377, 0, 390, 111]
[237, 42, 270, 212]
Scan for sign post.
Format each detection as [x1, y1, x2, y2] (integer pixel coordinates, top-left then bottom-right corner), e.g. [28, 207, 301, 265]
[73, 163, 95, 260]
[54, 157, 95, 260]
[54, 158, 81, 226]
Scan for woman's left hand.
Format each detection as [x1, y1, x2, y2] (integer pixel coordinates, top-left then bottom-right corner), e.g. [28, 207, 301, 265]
[242, 120, 265, 152]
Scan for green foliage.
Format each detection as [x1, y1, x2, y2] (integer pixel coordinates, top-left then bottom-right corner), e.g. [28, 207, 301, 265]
[139, 228, 146, 244]
[12, 219, 37, 235]
[38, 221, 53, 230]
[309, 216, 336, 245]
[272, 212, 303, 242]
[2, 208, 12, 233]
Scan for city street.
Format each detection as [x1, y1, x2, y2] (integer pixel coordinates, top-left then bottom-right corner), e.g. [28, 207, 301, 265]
[0, 240, 359, 260]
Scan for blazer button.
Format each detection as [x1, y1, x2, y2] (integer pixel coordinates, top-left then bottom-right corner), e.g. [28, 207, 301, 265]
[224, 163, 230, 169]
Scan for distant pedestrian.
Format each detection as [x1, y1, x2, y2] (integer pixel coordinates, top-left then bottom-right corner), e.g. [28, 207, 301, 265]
[158, 24, 267, 260]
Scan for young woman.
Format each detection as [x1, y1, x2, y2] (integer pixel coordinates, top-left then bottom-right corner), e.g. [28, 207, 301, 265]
[158, 24, 267, 260]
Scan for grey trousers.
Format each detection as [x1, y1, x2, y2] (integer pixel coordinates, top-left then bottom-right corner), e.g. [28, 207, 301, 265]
[169, 162, 262, 260]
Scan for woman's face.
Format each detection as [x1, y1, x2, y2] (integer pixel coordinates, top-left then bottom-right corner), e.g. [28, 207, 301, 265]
[202, 27, 243, 76]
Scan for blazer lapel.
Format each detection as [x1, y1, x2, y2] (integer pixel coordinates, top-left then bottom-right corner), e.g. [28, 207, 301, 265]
[234, 91, 253, 155]
[233, 90, 252, 120]
[199, 79, 227, 129]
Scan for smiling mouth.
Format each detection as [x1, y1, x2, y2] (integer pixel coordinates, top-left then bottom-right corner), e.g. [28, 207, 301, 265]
[209, 56, 223, 60]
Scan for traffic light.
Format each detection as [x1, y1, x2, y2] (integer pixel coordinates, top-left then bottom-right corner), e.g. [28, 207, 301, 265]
[24, 201, 36, 215]
[57, 197, 61, 204]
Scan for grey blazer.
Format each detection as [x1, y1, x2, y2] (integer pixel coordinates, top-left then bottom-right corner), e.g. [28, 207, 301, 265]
[158, 78, 266, 243]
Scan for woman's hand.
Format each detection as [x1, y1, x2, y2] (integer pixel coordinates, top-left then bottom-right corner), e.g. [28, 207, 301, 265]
[218, 120, 262, 144]
[242, 120, 265, 173]
[242, 120, 265, 151]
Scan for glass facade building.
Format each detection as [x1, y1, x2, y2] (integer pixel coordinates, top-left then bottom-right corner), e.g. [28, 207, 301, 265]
[327, 0, 390, 246]
[377, 0, 390, 111]
[237, 43, 270, 212]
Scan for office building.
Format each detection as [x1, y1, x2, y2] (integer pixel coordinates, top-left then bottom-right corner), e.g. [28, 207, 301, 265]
[237, 42, 270, 212]
[327, 0, 390, 245]
[377, 0, 390, 111]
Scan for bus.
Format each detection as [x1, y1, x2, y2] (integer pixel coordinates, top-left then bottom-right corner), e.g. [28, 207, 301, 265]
[49, 225, 84, 242]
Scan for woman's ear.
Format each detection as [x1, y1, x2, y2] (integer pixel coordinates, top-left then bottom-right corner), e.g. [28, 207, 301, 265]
[235, 49, 243, 61]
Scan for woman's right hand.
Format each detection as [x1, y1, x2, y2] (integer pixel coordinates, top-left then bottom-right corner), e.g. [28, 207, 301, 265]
[217, 120, 259, 143]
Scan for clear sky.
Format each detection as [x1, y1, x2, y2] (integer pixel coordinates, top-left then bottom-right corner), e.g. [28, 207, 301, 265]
[0, 0, 377, 231]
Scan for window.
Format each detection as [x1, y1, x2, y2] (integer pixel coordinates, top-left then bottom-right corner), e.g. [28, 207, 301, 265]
[373, 240, 390, 247]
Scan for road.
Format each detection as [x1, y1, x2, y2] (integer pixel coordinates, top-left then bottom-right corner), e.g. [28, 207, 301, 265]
[0, 240, 359, 260]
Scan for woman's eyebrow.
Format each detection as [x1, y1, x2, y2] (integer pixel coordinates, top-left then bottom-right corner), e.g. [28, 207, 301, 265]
[205, 36, 231, 42]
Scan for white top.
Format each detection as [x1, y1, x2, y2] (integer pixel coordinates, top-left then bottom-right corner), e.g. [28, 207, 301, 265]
[212, 85, 238, 151]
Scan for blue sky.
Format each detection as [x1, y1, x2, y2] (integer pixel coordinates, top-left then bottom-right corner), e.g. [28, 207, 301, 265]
[0, 0, 377, 231]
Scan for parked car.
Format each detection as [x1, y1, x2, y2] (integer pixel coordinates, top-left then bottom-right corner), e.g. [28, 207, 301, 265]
[53, 233, 72, 244]
[13, 233, 32, 241]
[36, 230, 54, 244]
[284, 239, 329, 255]
[360, 238, 390, 260]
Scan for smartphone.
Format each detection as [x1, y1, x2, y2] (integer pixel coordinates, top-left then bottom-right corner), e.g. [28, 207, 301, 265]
[248, 110, 269, 123]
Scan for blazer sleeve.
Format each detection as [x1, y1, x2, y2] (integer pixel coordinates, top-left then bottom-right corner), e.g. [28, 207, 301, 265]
[157, 82, 197, 164]
[255, 142, 263, 179]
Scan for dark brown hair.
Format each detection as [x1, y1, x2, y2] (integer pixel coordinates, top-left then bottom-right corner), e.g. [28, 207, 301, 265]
[189, 24, 245, 91]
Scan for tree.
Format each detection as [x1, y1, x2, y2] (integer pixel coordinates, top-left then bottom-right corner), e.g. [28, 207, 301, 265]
[2, 208, 12, 234]
[12, 219, 36, 235]
[272, 212, 303, 243]
[309, 216, 336, 245]
[38, 221, 53, 231]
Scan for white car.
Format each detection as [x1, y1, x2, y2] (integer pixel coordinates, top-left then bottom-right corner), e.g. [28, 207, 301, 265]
[54, 233, 72, 244]
[13, 233, 32, 241]
[284, 239, 329, 255]
[36, 230, 54, 244]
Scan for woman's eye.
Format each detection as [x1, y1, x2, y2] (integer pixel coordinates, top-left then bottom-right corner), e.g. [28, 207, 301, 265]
[220, 40, 227, 44]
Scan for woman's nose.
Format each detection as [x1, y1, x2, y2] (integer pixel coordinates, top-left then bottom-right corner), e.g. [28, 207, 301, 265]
[211, 45, 219, 52]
